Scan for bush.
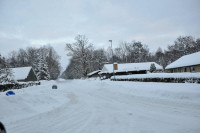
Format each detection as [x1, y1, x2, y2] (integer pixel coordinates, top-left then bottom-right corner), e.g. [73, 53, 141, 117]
[0, 82, 40, 92]
[150, 63, 156, 73]
[111, 77, 200, 84]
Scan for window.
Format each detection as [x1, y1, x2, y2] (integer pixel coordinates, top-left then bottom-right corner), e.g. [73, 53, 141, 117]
[190, 66, 195, 72]
[183, 67, 187, 72]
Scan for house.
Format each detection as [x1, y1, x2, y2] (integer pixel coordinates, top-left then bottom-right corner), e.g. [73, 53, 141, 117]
[12, 66, 38, 82]
[165, 51, 200, 73]
[87, 70, 101, 78]
[99, 62, 163, 79]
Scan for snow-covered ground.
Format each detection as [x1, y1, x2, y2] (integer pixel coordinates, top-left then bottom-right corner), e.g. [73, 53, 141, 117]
[0, 79, 200, 133]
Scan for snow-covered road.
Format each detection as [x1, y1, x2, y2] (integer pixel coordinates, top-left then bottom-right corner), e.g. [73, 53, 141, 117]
[0, 79, 200, 133]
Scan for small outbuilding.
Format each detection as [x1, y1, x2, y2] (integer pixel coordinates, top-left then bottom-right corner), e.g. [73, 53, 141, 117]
[165, 51, 200, 73]
[99, 62, 163, 79]
[12, 66, 38, 82]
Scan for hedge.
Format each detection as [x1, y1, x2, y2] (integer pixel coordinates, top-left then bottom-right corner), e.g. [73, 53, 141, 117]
[111, 77, 200, 83]
[0, 82, 40, 92]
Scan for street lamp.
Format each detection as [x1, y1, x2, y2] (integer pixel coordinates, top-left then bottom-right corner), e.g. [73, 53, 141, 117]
[109, 40, 115, 80]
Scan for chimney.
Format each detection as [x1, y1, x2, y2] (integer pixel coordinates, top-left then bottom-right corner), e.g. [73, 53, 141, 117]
[114, 63, 118, 70]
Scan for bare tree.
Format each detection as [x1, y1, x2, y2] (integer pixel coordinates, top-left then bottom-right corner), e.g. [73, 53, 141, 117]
[155, 47, 165, 68]
[66, 35, 93, 77]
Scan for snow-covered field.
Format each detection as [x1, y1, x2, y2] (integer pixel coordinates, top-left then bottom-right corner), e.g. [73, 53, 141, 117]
[0, 79, 200, 133]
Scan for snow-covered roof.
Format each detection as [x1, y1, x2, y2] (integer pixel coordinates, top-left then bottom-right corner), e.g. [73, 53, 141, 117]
[100, 62, 163, 74]
[166, 51, 200, 69]
[87, 70, 101, 76]
[12, 67, 32, 80]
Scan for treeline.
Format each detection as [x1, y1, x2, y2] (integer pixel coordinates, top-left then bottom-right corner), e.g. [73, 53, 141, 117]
[62, 35, 200, 79]
[113, 36, 200, 68]
[0, 45, 61, 83]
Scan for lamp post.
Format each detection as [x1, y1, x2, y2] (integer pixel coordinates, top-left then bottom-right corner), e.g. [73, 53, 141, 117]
[109, 40, 115, 80]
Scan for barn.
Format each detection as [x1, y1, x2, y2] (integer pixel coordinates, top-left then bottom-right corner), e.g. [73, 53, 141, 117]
[12, 66, 38, 82]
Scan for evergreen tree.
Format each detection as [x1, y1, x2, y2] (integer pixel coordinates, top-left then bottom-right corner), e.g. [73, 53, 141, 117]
[37, 56, 50, 80]
[33, 60, 39, 77]
[150, 63, 156, 73]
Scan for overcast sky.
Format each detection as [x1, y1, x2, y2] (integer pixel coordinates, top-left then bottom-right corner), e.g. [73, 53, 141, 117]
[0, 0, 200, 68]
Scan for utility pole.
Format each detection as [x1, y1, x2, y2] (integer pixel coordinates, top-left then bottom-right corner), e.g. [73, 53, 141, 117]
[109, 40, 115, 80]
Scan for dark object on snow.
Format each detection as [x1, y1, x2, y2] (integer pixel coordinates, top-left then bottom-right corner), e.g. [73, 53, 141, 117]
[0, 122, 6, 133]
[6, 91, 15, 96]
[52, 85, 57, 89]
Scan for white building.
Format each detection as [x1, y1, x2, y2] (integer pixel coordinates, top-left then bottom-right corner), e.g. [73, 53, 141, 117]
[165, 51, 200, 73]
[99, 62, 163, 79]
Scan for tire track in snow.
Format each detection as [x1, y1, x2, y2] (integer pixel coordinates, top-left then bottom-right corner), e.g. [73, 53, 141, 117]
[3, 80, 200, 133]
[6, 92, 95, 133]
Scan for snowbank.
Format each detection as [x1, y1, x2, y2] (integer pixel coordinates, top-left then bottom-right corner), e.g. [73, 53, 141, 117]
[0, 80, 69, 123]
[111, 73, 200, 79]
[0, 79, 200, 133]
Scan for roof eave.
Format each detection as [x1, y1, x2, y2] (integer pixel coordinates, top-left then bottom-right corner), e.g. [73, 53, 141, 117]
[166, 63, 200, 69]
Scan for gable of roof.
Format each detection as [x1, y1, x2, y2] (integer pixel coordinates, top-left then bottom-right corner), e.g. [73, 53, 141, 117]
[166, 51, 200, 69]
[11, 66, 33, 81]
[100, 62, 163, 73]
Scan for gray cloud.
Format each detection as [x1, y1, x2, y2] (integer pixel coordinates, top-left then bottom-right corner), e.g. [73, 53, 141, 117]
[0, 0, 200, 67]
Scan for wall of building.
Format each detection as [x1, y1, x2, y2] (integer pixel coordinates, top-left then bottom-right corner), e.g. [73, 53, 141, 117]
[186, 67, 190, 72]
[167, 64, 200, 73]
[25, 69, 38, 81]
[156, 69, 163, 72]
[194, 65, 200, 72]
